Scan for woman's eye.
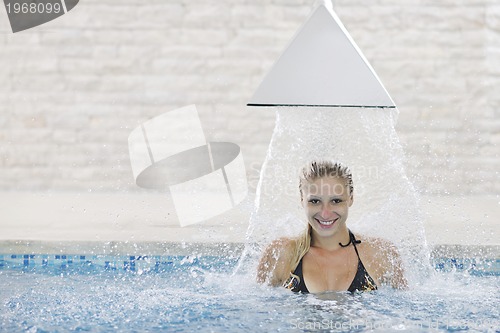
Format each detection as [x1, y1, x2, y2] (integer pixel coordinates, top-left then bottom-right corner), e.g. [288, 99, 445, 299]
[332, 199, 342, 204]
[309, 199, 319, 204]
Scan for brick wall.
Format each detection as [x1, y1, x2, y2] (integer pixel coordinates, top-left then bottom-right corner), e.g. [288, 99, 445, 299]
[0, 0, 498, 195]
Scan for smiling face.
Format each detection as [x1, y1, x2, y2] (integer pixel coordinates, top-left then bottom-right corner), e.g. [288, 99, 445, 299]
[301, 176, 353, 238]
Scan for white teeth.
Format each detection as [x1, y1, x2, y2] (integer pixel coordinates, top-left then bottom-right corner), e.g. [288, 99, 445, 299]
[318, 219, 334, 225]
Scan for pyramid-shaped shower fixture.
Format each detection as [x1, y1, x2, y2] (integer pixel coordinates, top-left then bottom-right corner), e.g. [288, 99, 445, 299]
[247, 2, 395, 108]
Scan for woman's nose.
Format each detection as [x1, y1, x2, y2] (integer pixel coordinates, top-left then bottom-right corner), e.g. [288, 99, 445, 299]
[320, 204, 335, 218]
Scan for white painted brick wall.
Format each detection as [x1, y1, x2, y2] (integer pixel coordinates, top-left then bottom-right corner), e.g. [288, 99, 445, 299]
[0, 1, 498, 195]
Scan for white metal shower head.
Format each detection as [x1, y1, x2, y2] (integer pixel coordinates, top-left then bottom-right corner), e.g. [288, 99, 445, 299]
[247, 3, 395, 108]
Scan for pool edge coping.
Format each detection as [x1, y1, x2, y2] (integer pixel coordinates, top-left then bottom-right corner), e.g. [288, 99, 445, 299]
[0, 240, 245, 257]
[0, 240, 499, 259]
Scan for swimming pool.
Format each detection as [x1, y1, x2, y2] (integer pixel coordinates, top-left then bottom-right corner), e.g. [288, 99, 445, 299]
[1, 252, 499, 332]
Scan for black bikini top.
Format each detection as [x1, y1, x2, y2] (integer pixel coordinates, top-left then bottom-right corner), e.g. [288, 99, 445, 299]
[283, 230, 377, 293]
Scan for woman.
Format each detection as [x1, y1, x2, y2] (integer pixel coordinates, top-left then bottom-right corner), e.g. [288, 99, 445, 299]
[256, 160, 408, 293]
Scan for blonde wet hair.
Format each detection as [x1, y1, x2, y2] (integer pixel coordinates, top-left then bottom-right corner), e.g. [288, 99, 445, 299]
[289, 160, 353, 272]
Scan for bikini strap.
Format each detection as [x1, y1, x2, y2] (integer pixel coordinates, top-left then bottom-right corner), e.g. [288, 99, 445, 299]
[349, 230, 362, 259]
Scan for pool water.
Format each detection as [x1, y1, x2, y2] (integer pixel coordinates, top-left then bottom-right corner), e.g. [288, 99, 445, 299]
[0, 255, 499, 332]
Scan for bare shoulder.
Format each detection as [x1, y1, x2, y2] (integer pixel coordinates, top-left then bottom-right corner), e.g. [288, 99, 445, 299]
[358, 235, 400, 258]
[256, 237, 297, 286]
[355, 234, 408, 290]
[268, 237, 296, 251]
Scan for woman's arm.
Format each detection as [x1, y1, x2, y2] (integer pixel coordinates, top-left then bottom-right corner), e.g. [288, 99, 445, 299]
[256, 238, 295, 287]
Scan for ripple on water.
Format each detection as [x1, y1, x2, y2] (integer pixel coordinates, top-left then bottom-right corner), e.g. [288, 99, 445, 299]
[0, 267, 498, 332]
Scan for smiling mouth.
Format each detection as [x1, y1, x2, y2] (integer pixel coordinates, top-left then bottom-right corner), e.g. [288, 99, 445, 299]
[315, 218, 339, 226]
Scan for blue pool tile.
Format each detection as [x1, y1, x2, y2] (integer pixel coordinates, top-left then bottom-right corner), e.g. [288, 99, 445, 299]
[105, 261, 116, 270]
[0, 253, 496, 275]
[123, 261, 133, 270]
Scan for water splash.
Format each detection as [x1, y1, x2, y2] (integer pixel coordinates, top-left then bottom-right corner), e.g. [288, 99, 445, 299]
[1, 266, 498, 332]
[238, 106, 430, 285]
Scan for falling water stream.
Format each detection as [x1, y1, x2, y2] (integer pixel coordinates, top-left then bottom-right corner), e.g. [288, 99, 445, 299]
[239, 107, 429, 285]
